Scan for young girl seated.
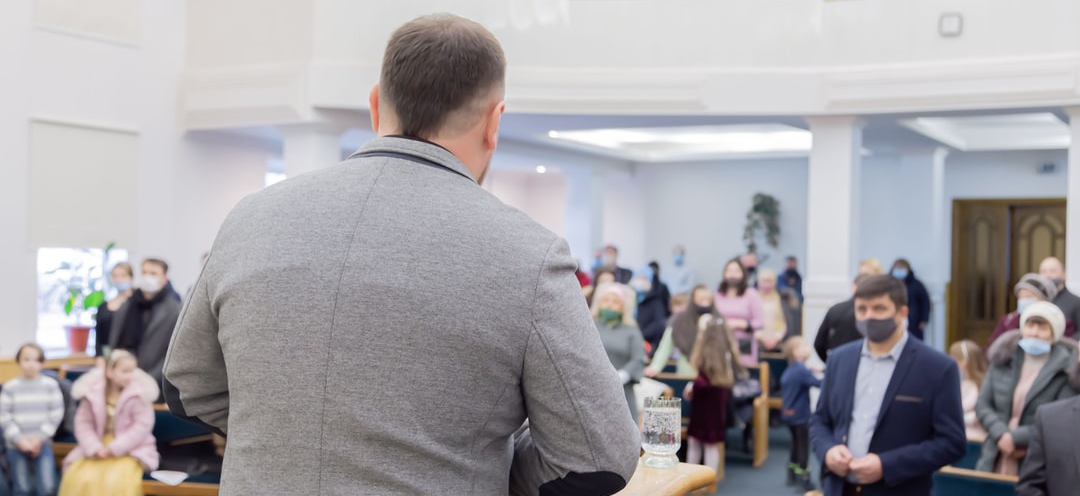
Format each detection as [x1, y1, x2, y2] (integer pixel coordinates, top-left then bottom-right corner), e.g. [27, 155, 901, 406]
[59, 350, 159, 496]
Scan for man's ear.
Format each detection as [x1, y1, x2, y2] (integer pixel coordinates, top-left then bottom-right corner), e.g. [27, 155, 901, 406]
[369, 85, 380, 132]
[483, 100, 505, 151]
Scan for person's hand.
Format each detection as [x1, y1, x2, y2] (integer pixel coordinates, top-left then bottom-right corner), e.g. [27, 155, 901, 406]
[810, 365, 825, 375]
[96, 448, 111, 459]
[998, 432, 1016, 456]
[683, 382, 694, 401]
[919, 322, 927, 330]
[94, 356, 106, 369]
[760, 337, 780, 351]
[644, 368, 658, 378]
[15, 438, 34, 455]
[849, 454, 883, 484]
[727, 318, 749, 329]
[825, 445, 853, 477]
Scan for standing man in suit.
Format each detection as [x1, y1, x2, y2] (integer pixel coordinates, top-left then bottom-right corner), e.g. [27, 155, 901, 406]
[1017, 395, 1080, 496]
[162, 14, 639, 496]
[811, 275, 965, 496]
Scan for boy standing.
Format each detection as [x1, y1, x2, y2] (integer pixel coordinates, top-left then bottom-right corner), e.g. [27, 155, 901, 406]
[781, 336, 822, 492]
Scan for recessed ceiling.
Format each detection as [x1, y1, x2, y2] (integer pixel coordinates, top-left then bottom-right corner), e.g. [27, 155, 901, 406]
[899, 112, 1070, 151]
[544, 124, 816, 162]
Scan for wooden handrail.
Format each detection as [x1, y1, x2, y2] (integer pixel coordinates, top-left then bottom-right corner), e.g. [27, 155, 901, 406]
[938, 465, 1018, 483]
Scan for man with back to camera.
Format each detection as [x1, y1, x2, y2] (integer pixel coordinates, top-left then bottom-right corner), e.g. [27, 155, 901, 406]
[810, 275, 965, 496]
[162, 14, 640, 496]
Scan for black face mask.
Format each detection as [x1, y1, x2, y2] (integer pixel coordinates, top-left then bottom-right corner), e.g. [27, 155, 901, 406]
[724, 278, 742, 288]
[694, 304, 714, 315]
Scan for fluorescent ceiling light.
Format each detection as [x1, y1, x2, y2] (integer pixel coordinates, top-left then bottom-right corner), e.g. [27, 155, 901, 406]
[545, 124, 814, 162]
[900, 112, 1070, 151]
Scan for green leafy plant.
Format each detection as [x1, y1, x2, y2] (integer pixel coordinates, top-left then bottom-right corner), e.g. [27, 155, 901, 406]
[743, 193, 780, 255]
[47, 242, 116, 320]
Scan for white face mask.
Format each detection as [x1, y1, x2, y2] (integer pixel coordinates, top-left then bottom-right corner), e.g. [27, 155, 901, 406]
[137, 275, 163, 294]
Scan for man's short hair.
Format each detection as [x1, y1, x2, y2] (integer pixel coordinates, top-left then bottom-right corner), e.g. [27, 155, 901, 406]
[143, 258, 169, 275]
[381, 14, 506, 138]
[604, 245, 619, 254]
[854, 274, 907, 308]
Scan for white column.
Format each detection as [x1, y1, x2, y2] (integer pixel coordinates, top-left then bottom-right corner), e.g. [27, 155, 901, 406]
[280, 123, 346, 178]
[0, 0, 37, 355]
[803, 116, 864, 366]
[929, 147, 949, 351]
[1066, 107, 1080, 291]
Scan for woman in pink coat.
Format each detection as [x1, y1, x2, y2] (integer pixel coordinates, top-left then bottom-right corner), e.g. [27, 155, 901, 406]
[59, 349, 159, 496]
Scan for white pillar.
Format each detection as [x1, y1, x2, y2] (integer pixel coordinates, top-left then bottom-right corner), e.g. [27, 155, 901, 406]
[929, 147, 949, 351]
[0, 0, 37, 355]
[803, 116, 864, 365]
[1066, 107, 1080, 291]
[280, 123, 346, 178]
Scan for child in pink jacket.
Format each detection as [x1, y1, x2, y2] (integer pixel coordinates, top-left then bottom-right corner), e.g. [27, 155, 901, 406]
[58, 350, 159, 496]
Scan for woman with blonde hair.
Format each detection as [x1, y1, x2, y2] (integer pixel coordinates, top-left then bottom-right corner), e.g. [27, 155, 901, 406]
[949, 340, 988, 440]
[592, 282, 645, 421]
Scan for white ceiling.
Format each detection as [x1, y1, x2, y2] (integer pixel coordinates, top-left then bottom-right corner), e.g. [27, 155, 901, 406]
[212, 107, 1074, 169]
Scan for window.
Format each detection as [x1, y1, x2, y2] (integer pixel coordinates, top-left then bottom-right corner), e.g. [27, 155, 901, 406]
[36, 247, 128, 351]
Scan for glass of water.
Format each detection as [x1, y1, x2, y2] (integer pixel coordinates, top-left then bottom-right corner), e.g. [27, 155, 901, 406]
[641, 397, 681, 468]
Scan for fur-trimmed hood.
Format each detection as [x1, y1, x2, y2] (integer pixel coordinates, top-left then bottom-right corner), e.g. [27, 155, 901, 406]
[70, 367, 159, 403]
[988, 329, 1080, 390]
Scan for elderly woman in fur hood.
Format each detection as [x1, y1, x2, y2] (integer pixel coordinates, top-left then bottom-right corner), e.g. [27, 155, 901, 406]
[975, 301, 1080, 475]
[58, 350, 159, 496]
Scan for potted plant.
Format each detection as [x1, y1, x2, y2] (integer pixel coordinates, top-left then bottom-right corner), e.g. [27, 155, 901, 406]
[45, 242, 115, 353]
[742, 193, 781, 257]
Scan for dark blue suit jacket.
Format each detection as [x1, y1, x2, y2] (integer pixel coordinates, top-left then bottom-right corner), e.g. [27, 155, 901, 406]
[810, 335, 965, 496]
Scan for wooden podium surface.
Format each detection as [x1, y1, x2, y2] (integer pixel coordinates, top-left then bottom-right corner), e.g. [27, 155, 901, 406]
[615, 460, 716, 496]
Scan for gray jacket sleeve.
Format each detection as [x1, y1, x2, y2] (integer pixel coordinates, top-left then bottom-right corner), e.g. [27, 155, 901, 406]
[508, 239, 640, 496]
[976, 368, 1009, 442]
[162, 265, 230, 435]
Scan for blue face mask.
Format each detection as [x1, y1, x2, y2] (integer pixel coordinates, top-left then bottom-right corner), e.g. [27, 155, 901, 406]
[892, 268, 909, 280]
[1018, 337, 1052, 356]
[674, 254, 685, 266]
[114, 281, 132, 292]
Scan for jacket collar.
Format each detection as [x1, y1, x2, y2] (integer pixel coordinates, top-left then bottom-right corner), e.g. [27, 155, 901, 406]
[348, 136, 477, 183]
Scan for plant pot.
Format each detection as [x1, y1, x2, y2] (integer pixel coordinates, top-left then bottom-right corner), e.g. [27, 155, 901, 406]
[65, 325, 92, 354]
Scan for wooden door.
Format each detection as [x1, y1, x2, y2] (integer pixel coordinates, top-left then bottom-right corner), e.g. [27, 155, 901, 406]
[948, 199, 1066, 347]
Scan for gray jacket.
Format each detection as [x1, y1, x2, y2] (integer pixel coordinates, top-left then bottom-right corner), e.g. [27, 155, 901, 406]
[162, 136, 640, 496]
[975, 330, 1079, 471]
[108, 293, 181, 386]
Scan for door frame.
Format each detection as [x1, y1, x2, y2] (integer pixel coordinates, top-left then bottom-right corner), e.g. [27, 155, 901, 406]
[946, 198, 1066, 347]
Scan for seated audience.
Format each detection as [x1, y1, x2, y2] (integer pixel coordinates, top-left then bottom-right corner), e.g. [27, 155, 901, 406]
[757, 269, 800, 351]
[986, 273, 1058, 350]
[592, 283, 645, 421]
[1, 343, 63, 496]
[949, 340, 988, 440]
[715, 258, 764, 367]
[60, 350, 159, 496]
[646, 285, 719, 377]
[976, 302, 1078, 475]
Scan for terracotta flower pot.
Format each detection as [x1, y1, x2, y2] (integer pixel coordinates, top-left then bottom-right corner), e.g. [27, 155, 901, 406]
[65, 325, 92, 354]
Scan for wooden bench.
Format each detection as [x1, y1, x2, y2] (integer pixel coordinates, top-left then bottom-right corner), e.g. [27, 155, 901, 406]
[932, 465, 1017, 496]
[759, 352, 787, 411]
